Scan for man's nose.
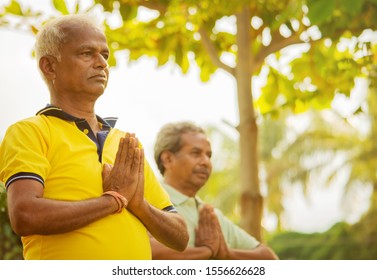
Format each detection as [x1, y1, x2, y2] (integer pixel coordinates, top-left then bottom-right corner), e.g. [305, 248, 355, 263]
[95, 53, 108, 69]
[200, 155, 211, 167]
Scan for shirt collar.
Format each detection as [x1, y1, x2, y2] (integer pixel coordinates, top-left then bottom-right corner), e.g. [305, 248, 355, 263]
[36, 105, 117, 129]
[163, 183, 203, 206]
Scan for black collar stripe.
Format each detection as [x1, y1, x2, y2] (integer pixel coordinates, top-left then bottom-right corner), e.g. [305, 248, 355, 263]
[36, 105, 117, 128]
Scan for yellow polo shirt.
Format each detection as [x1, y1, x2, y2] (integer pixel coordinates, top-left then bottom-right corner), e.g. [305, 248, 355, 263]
[0, 107, 173, 259]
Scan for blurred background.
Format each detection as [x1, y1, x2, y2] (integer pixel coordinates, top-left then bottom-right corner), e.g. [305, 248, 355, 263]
[1, 0, 377, 259]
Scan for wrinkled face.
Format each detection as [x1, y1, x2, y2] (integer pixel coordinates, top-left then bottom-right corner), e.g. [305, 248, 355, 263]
[53, 24, 110, 99]
[167, 132, 212, 191]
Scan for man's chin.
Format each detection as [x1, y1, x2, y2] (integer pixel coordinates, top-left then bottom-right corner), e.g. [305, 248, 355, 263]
[193, 175, 209, 187]
[89, 86, 106, 97]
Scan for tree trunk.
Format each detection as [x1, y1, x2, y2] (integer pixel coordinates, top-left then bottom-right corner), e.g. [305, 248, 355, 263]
[236, 7, 263, 241]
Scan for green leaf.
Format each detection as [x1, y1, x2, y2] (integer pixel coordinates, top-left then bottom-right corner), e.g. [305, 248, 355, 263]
[157, 37, 170, 66]
[107, 51, 117, 67]
[5, 0, 23, 15]
[343, 0, 364, 16]
[180, 52, 190, 74]
[119, 5, 138, 21]
[270, 3, 302, 31]
[307, 0, 336, 25]
[199, 66, 211, 82]
[175, 44, 183, 68]
[52, 0, 69, 15]
[75, 1, 80, 13]
[30, 25, 38, 35]
[97, 0, 114, 12]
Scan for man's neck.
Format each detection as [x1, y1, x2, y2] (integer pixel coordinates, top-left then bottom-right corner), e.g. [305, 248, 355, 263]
[50, 98, 100, 134]
[164, 178, 198, 198]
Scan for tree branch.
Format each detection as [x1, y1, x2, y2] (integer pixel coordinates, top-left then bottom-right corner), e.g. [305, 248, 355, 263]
[255, 31, 303, 67]
[198, 26, 235, 76]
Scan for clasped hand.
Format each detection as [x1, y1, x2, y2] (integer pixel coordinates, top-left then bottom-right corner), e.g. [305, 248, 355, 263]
[102, 133, 145, 213]
[195, 204, 230, 259]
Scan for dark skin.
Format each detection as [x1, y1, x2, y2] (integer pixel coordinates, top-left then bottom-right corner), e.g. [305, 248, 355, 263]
[151, 204, 278, 260]
[150, 132, 278, 259]
[195, 204, 279, 260]
[7, 22, 188, 252]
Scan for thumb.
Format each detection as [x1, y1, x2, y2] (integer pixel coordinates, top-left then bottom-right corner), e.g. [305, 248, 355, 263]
[102, 163, 113, 178]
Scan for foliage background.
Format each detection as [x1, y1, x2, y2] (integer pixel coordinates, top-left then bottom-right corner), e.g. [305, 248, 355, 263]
[0, 182, 23, 259]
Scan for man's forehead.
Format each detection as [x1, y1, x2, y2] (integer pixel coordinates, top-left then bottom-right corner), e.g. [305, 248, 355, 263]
[76, 42, 109, 52]
[181, 132, 211, 148]
[62, 24, 106, 42]
[62, 31, 109, 53]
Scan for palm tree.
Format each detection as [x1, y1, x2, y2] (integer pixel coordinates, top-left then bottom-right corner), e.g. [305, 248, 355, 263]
[264, 77, 377, 232]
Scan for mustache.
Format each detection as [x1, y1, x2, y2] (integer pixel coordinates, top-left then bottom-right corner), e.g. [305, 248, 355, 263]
[193, 167, 211, 176]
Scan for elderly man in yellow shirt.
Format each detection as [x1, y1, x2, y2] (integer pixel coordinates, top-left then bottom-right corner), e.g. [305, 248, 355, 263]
[0, 14, 188, 260]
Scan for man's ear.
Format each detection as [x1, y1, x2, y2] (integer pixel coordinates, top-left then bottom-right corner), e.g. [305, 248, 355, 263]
[160, 151, 173, 169]
[39, 55, 57, 81]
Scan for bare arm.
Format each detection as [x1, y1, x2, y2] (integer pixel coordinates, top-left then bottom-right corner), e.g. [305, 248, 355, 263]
[7, 133, 153, 237]
[225, 245, 279, 260]
[7, 179, 118, 236]
[133, 202, 189, 252]
[150, 204, 278, 260]
[150, 204, 219, 260]
[150, 238, 278, 260]
[150, 237, 212, 260]
[8, 134, 188, 251]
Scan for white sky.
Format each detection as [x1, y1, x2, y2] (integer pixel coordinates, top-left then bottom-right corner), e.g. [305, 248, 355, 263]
[0, 0, 369, 233]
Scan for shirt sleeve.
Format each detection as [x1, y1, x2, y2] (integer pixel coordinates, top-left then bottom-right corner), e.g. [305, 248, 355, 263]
[214, 208, 260, 249]
[0, 118, 50, 190]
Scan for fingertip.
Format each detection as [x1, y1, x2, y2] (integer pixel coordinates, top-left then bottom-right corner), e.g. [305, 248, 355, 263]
[202, 204, 211, 210]
[102, 163, 111, 174]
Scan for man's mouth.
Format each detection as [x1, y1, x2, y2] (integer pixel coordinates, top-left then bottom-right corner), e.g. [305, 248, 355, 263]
[90, 74, 107, 82]
[194, 169, 210, 178]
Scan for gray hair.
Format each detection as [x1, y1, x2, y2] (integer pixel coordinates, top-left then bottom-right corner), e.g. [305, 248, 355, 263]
[154, 121, 206, 175]
[35, 14, 103, 62]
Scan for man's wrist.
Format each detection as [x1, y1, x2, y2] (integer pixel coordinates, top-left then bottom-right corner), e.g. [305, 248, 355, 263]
[200, 245, 215, 259]
[102, 191, 128, 213]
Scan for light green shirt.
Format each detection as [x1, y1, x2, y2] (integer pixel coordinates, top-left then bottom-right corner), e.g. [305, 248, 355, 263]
[164, 184, 260, 249]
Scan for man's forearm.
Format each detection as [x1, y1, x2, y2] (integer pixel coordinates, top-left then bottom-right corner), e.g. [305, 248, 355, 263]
[9, 190, 119, 236]
[151, 238, 212, 260]
[133, 201, 189, 251]
[227, 245, 279, 260]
